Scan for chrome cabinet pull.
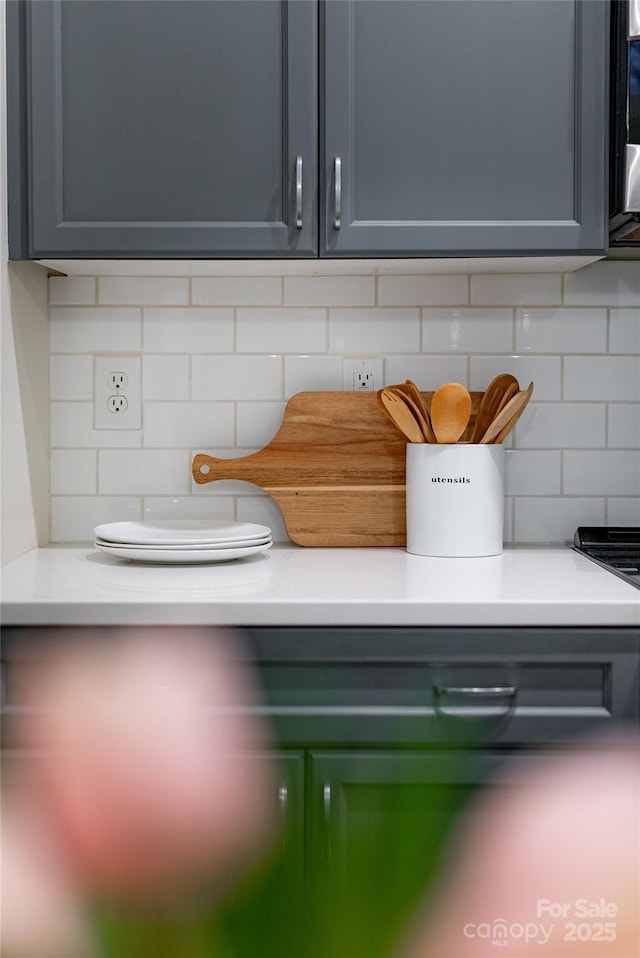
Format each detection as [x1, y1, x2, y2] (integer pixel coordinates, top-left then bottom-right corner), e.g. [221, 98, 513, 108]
[435, 686, 517, 698]
[434, 685, 517, 718]
[278, 784, 288, 815]
[323, 783, 331, 820]
[295, 156, 303, 229]
[333, 156, 342, 229]
[322, 783, 332, 863]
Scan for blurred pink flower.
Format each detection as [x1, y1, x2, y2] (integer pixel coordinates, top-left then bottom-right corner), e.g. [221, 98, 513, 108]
[12, 627, 277, 905]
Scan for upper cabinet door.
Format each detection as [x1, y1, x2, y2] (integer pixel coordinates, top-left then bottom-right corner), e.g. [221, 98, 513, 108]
[321, 0, 608, 257]
[24, 0, 317, 257]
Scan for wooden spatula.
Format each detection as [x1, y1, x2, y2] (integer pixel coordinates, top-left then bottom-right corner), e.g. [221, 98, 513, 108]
[479, 381, 534, 444]
[470, 373, 519, 442]
[377, 388, 425, 443]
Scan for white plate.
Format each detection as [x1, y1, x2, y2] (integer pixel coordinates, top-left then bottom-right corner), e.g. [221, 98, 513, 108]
[95, 534, 272, 551]
[94, 540, 272, 564]
[94, 519, 272, 546]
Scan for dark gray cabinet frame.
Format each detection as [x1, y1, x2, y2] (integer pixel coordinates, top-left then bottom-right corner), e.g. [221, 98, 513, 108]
[320, 0, 609, 256]
[7, 0, 318, 258]
[7, 0, 609, 260]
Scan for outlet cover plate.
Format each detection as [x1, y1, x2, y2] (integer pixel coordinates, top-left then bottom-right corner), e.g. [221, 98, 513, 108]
[342, 358, 384, 391]
[94, 356, 141, 429]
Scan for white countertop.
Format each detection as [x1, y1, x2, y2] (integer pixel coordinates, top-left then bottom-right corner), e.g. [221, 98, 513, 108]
[1, 545, 638, 628]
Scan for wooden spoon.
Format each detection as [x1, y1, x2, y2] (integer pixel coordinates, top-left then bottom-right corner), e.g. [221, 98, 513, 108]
[401, 380, 437, 443]
[493, 380, 534, 443]
[495, 380, 519, 414]
[377, 388, 425, 443]
[470, 373, 519, 443]
[385, 381, 435, 442]
[479, 381, 534, 444]
[429, 382, 472, 444]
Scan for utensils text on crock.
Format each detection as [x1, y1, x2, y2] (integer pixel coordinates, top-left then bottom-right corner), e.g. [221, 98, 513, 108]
[377, 388, 425, 443]
[429, 382, 472, 443]
[470, 373, 519, 443]
[479, 381, 534, 444]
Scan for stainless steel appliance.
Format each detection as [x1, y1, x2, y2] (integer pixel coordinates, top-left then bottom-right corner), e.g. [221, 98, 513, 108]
[610, 0, 640, 244]
[573, 527, 640, 589]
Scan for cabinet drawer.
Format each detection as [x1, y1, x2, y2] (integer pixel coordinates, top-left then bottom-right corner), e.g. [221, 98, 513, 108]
[246, 627, 640, 747]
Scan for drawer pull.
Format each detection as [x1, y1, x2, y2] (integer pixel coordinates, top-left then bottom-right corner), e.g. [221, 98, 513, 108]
[434, 685, 517, 719]
[435, 686, 516, 698]
[278, 784, 288, 815]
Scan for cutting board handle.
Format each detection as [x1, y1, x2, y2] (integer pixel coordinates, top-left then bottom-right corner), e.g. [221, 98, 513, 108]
[192, 452, 261, 485]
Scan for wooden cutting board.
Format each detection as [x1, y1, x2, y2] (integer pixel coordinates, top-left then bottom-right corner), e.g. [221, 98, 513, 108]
[192, 390, 481, 547]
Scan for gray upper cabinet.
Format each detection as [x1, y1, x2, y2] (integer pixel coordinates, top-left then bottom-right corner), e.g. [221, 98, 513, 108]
[7, 0, 608, 259]
[10, 0, 317, 257]
[321, 0, 609, 256]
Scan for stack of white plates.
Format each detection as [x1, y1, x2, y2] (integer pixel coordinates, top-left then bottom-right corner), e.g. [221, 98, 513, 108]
[93, 520, 272, 564]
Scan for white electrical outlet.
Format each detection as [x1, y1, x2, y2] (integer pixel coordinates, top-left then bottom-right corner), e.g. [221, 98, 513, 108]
[342, 358, 384, 392]
[94, 356, 141, 429]
[107, 395, 129, 414]
[107, 371, 128, 391]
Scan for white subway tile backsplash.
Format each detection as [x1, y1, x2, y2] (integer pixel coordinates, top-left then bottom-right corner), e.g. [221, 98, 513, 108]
[516, 308, 607, 353]
[50, 307, 141, 352]
[471, 273, 562, 306]
[329, 308, 420, 353]
[514, 498, 605, 544]
[143, 307, 234, 353]
[143, 496, 235, 523]
[470, 356, 561, 399]
[422, 308, 513, 353]
[563, 260, 640, 306]
[607, 499, 640, 525]
[49, 276, 96, 305]
[384, 355, 468, 389]
[99, 276, 189, 305]
[564, 451, 640, 496]
[503, 498, 514, 544]
[284, 356, 343, 396]
[564, 356, 640, 401]
[285, 275, 374, 307]
[192, 355, 282, 400]
[51, 450, 97, 495]
[516, 403, 606, 448]
[51, 402, 142, 449]
[505, 451, 561, 495]
[608, 404, 640, 448]
[143, 402, 234, 449]
[237, 308, 327, 353]
[378, 274, 468, 306]
[50, 356, 94, 401]
[142, 355, 189, 400]
[51, 496, 142, 543]
[45, 264, 639, 544]
[99, 450, 191, 495]
[237, 402, 286, 447]
[609, 308, 640, 353]
[193, 276, 282, 306]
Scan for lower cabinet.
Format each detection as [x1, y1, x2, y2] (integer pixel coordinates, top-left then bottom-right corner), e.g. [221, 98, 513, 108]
[2, 625, 638, 958]
[214, 623, 640, 958]
[216, 747, 495, 958]
[307, 749, 498, 958]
